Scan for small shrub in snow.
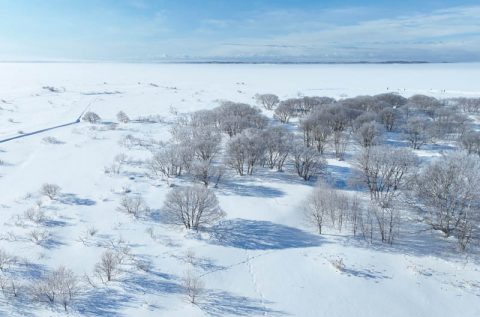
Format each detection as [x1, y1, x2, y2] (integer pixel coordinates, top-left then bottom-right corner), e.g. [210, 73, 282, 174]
[23, 208, 47, 224]
[40, 183, 61, 200]
[28, 229, 50, 245]
[42, 136, 63, 144]
[330, 258, 345, 271]
[42, 86, 64, 93]
[117, 195, 150, 218]
[82, 111, 101, 123]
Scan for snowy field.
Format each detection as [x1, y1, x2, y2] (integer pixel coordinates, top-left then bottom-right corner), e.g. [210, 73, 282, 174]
[0, 62, 479, 317]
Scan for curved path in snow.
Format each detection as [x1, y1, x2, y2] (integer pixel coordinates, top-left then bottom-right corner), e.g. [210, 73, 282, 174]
[0, 103, 93, 144]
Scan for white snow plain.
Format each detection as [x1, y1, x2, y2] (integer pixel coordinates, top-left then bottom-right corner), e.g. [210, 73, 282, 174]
[0, 62, 479, 317]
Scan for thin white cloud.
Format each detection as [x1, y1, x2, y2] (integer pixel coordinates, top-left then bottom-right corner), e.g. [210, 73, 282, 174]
[200, 5, 480, 61]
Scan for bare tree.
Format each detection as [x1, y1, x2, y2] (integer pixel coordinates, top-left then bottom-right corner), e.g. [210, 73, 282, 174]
[369, 202, 400, 244]
[333, 131, 349, 160]
[172, 124, 221, 164]
[0, 249, 15, 272]
[163, 186, 225, 230]
[460, 130, 480, 156]
[305, 182, 350, 234]
[40, 183, 61, 200]
[116, 111, 130, 123]
[274, 99, 297, 123]
[300, 111, 332, 154]
[182, 270, 204, 304]
[379, 107, 399, 132]
[148, 144, 192, 182]
[411, 152, 480, 250]
[354, 145, 416, 208]
[291, 143, 326, 181]
[254, 93, 279, 110]
[95, 250, 120, 282]
[403, 117, 432, 149]
[263, 126, 293, 171]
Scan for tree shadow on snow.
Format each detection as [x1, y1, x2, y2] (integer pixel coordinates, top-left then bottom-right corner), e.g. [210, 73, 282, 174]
[207, 219, 324, 250]
[76, 287, 134, 317]
[59, 193, 96, 206]
[120, 272, 184, 296]
[198, 290, 287, 317]
[343, 267, 391, 281]
[218, 181, 285, 198]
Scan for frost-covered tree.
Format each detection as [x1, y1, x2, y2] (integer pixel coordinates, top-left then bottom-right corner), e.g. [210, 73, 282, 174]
[274, 99, 297, 123]
[163, 186, 225, 230]
[31, 266, 79, 311]
[291, 143, 325, 181]
[148, 144, 192, 181]
[354, 121, 384, 148]
[300, 111, 333, 153]
[374, 93, 407, 107]
[116, 111, 130, 123]
[117, 195, 150, 218]
[263, 126, 294, 171]
[226, 129, 266, 176]
[411, 152, 480, 250]
[305, 182, 350, 234]
[254, 93, 279, 110]
[403, 117, 432, 149]
[171, 124, 221, 163]
[460, 130, 480, 156]
[214, 101, 267, 137]
[379, 107, 399, 132]
[82, 111, 101, 123]
[354, 145, 416, 208]
[189, 159, 225, 187]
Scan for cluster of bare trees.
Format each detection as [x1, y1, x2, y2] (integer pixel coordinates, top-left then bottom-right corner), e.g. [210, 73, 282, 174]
[269, 93, 476, 159]
[31, 266, 80, 311]
[0, 256, 81, 312]
[146, 101, 326, 186]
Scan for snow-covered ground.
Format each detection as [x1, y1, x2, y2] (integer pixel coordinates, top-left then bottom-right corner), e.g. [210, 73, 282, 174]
[0, 62, 479, 317]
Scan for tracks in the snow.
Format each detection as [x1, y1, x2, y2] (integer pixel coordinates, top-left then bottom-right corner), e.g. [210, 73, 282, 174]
[0, 100, 94, 144]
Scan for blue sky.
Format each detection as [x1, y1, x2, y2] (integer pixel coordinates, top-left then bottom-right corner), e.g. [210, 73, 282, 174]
[0, 0, 479, 62]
